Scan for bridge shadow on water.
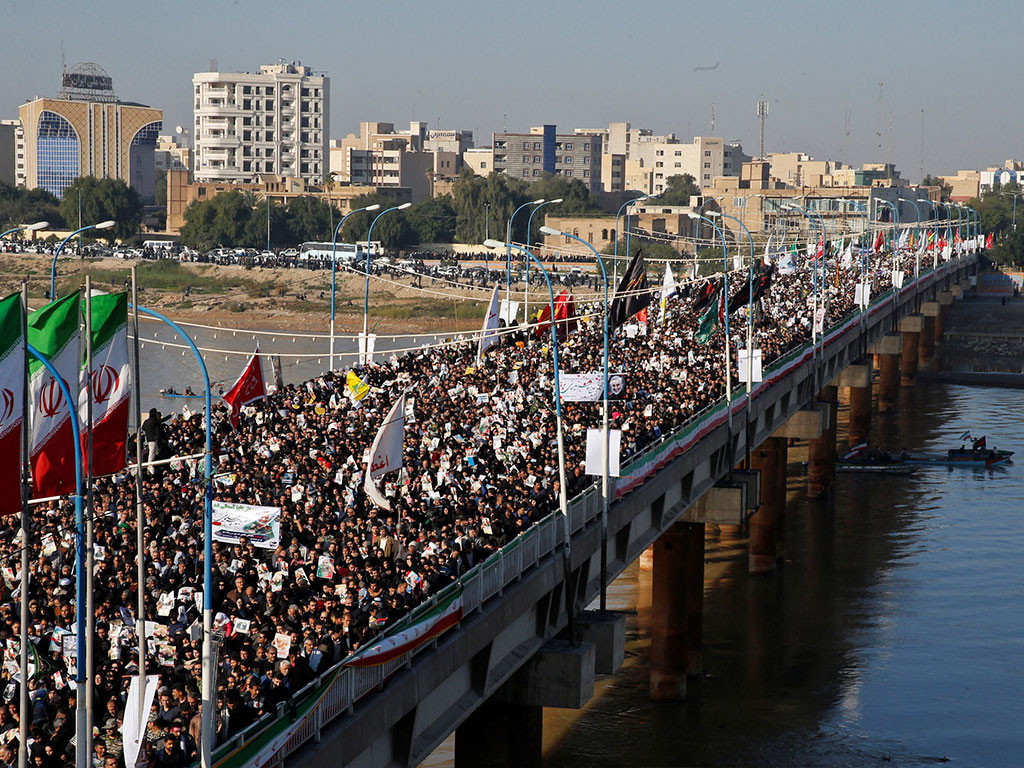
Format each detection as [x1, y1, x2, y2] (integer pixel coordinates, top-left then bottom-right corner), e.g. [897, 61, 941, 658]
[423, 380, 1022, 767]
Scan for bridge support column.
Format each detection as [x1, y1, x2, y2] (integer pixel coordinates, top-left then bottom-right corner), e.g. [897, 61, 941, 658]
[919, 301, 939, 369]
[935, 291, 953, 341]
[650, 521, 704, 700]
[455, 700, 542, 768]
[831, 362, 871, 449]
[869, 334, 902, 411]
[748, 437, 785, 574]
[807, 386, 837, 498]
[899, 315, 924, 386]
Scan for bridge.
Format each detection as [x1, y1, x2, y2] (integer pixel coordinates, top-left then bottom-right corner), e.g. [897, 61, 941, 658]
[212, 254, 977, 768]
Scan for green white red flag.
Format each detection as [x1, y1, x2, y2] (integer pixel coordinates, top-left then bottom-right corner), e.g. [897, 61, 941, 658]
[0, 294, 24, 515]
[80, 292, 130, 476]
[344, 587, 463, 667]
[28, 292, 81, 497]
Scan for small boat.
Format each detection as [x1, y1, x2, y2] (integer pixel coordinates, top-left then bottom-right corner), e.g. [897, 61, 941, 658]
[837, 445, 917, 474]
[160, 387, 202, 398]
[904, 450, 1011, 468]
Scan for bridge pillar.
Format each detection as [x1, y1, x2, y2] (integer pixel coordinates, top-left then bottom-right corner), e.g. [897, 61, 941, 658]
[869, 334, 901, 411]
[936, 291, 954, 341]
[807, 386, 837, 498]
[650, 521, 704, 700]
[830, 363, 872, 447]
[919, 302, 939, 368]
[748, 437, 785, 574]
[455, 699, 542, 768]
[899, 315, 924, 385]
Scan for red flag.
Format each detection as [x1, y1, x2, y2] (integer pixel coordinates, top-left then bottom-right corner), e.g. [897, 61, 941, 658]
[533, 303, 552, 339]
[553, 291, 578, 341]
[985, 233, 993, 249]
[222, 347, 266, 428]
[872, 230, 884, 253]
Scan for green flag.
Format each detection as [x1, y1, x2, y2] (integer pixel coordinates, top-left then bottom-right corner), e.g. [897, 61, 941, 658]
[695, 301, 717, 345]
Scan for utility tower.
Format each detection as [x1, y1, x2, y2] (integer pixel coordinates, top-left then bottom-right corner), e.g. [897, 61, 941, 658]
[757, 97, 769, 159]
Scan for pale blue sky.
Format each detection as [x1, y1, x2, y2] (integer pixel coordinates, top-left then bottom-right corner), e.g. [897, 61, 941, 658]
[5, 0, 1019, 181]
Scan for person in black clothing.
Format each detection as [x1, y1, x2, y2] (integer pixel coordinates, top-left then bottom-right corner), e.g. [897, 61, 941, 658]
[141, 408, 171, 475]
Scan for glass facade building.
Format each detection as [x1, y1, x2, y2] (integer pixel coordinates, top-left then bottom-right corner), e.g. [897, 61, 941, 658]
[36, 111, 79, 198]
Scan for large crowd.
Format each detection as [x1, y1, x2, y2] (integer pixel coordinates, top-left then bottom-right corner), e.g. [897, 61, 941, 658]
[0, 242, 960, 767]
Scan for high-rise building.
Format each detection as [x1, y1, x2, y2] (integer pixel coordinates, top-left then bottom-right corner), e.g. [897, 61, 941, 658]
[192, 60, 329, 184]
[0, 120, 26, 187]
[17, 62, 163, 200]
[491, 125, 603, 194]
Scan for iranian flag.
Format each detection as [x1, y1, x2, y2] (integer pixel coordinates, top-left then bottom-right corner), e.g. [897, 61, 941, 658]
[28, 292, 81, 498]
[344, 587, 463, 667]
[80, 292, 130, 477]
[0, 294, 24, 516]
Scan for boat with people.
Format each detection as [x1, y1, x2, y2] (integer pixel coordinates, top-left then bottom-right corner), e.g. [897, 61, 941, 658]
[903, 436, 1013, 468]
[159, 386, 202, 398]
[837, 443, 917, 474]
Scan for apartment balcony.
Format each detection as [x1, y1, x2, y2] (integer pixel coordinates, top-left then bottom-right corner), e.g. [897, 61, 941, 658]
[203, 134, 241, 149]
[198, 102, 242, 117]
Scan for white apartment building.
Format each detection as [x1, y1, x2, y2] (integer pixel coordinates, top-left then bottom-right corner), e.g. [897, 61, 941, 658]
[192, 60, 329, 183]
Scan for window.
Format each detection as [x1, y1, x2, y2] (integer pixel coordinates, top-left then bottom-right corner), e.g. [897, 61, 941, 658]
[584, 143, 590, 151]
[481, 161, 487, 168]
[565, 169, 573, 176]
[36, 111, 79, 198]
[522, 169, 530, 176]
[523, 142, 531, 149]
[656, 150, 664, 156]
[704, 150, 711, 157]
[533, 169, 541, 176]
[674, 162, 681, 168]
[564, 156, 572, 164]
[265, 87, 274, 96]
[565, 143, 573, 150]
[674, 150, 681, 156]
[601, 229, 608, 239]
[583, 156, 590, 164]
[265, 99, 273, 110]
[656, 162, 663, 168]
[523, 155, 531, 163]
[583, 170, 590, 177]
[534, 155, 540, 162]
[534, 142, 541, 150]
[243, 99, 251, 110]
[243, 86, 251, 94]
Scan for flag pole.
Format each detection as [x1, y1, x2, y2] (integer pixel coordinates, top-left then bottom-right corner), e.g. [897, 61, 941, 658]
[17, 283, 29, 768]
[131, 265, 146, 726]
[83, 275, 96, 758]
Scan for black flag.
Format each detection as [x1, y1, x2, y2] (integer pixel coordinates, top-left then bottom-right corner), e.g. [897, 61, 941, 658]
[610, 250, 651, 329]
[692, 280, 718, 314]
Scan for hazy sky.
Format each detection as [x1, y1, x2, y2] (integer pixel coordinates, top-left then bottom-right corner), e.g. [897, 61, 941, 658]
[5, 0, 1020, 181]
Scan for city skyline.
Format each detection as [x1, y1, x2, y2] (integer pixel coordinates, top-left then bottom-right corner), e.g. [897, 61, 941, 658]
[4, 0, 1020, 182]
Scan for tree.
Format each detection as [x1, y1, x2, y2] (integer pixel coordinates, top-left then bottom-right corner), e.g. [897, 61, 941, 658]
[285, 196, 335, 243]
[339, 193, 416, 251]
[59, 176, 142, 243]
[180, 190, 253, 250]
[921, 174, 953, 202]
[0, 183, 64, 232]
[452, 170, 529, 244]
[406, 194, 456, 244]
[154, 170, 167, 208]
[650, 174, 699, 206]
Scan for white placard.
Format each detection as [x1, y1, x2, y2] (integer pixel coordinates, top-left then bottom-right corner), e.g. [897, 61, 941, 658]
[499, 299, 521, 325]
[358, 332, 377, 365]
[211, 501, 282, 549]
[558, 372, 626, 402]
[854, 282, 871, 308]
[891, 270, 905, 289]
[737, 348, 763, 383]
[584, 428, 621, 477]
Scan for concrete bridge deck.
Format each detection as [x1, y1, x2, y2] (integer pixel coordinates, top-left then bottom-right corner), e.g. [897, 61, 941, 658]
[212, 255, 976, 768]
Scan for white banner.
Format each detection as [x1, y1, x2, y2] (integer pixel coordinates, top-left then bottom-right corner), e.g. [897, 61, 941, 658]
[122, 674, 160, 768]
[499, 299, 520, 325]
[813, 306, 826, 335]
[737, 347, 763, 383]
[891, 269, 905, 289]
[855, 282, 871, 308]
[558, 372, 626, 402]
[365, 393, 406, 511]
[358, 332, 376, 365]
[585, 428, 621, 477]
[212, 501, 282, 549]
[477, 285, 500, 364]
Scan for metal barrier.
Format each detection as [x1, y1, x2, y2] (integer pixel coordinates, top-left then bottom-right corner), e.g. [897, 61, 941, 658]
[212, 254, 973, 768]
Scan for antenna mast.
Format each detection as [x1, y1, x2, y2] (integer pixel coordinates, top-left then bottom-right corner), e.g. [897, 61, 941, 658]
[756, 96, 769, 159]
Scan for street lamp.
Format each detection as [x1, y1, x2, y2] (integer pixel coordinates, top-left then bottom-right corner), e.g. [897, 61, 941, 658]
[362, 203, 411, 359]
[484, 237, 573, 611]
[539, 224, 611, 610]
[0, 220, 48, 240]
[686, 211, 733, 436]
[507, 198, 545, 307]
[614, 194, 651, 287]
[329, 203, 380, 371]
[784, 204, 823, 376]
[523, 199, 563, 321]
[707, 211, 757, 395]
[50, 220, 115, 299]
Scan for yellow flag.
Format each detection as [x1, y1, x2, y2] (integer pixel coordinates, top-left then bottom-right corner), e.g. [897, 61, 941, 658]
[346, 371, 369, 401]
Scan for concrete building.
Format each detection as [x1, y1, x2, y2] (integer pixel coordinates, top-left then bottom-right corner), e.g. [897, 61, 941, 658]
[0, 122, 16, 187]
[192, 60, 329, 184]
[155, 134, 190, 173]
[165, 168, 409, 233]
[492, 125, 603, 194]
[939, 170, 981, 202]
[0, 120, 26, 187]
[17, 62, 162, 200]
[462, 147, 493, 176]
[330, 121, 471, 202]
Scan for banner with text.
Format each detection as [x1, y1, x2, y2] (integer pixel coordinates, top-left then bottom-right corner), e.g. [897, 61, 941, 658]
[212, 501, 282, 549]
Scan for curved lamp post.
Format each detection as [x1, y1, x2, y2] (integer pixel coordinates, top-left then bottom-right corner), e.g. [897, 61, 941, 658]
[707, 211, 757, 395]
[523, 199, 562, 321]
[539, 224, 611, 610]
[0, 221, 48, 240]
[507, 198, 545, 307]
[329, 203, 381, 371]
[484, 238, 572, 613]
[50, 220, 115, 299]
[362, 203, 411, 358]
[784, 204, 824, 377]
[686, 211, 734, 434]
[614, 194, 651, 287]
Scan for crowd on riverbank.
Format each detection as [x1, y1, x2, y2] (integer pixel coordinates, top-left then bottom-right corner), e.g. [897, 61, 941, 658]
[1, 245, 951, 766]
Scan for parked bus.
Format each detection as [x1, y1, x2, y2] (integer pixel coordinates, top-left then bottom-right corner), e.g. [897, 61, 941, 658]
[298, 241, 381, 263]
[142, 239, 178, 251]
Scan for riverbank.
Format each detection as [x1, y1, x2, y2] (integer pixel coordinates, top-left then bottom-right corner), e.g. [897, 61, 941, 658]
[1, 253, 491, 333]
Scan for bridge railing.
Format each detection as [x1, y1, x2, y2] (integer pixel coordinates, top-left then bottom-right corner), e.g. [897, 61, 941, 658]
[212, 254, 971, 768]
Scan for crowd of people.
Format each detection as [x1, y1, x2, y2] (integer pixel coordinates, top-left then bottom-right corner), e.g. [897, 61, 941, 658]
[0, 242, 961, 767]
